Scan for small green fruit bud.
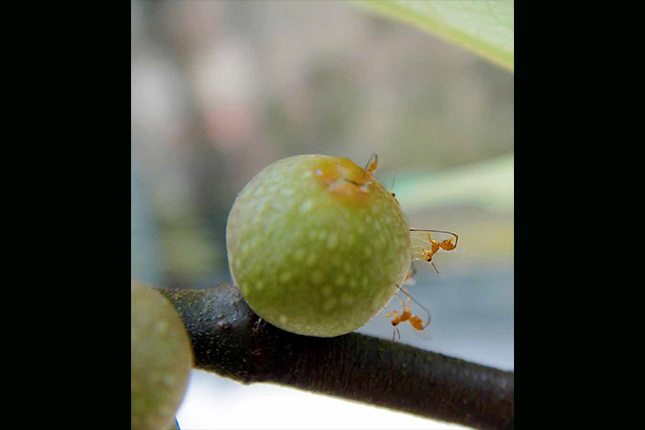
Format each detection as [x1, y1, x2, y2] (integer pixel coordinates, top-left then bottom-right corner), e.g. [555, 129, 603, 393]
[131, 280, 193, 430]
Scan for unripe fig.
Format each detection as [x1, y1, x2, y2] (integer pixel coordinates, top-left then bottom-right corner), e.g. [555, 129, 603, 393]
[226, 155, 411, 337]
[131, 280, 193, 430]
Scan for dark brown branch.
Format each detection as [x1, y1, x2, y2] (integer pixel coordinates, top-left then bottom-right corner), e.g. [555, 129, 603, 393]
[158, 283, 514, 430]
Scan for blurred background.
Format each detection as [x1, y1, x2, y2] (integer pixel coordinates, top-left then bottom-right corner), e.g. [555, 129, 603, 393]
[131, 1, 513, 428]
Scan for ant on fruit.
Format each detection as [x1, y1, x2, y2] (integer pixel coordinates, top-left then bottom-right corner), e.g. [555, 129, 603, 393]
[386, 281, 431, 341]
[363, 153, 399, 205]
[410, 228, 459, 274]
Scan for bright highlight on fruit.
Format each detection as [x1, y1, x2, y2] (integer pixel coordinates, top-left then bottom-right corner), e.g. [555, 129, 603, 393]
[226, 154, 411, 337]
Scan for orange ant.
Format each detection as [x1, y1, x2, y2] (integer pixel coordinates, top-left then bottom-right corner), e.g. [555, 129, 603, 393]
[386, 283, 431, 341]
[363, 153, 399, 205]
[410, 228, 459, 274]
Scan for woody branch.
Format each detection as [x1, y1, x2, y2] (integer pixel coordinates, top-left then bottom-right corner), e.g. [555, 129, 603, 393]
[158, 283, 514, 430]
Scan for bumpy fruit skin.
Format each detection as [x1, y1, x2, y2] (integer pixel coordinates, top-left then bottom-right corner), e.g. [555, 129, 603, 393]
[131, 280, 193, 430]
[226, 155, 411, 337]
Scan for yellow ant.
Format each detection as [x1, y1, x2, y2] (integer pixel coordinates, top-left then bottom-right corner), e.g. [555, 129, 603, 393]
[385, 283, 431, 341]
[410, 228, 459, 274]
[363, 153, 399, 205]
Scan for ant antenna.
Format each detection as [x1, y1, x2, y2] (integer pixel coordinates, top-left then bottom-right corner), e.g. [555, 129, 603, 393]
[393, 283, 432, 329]
[389, 176, 396, 192]
[364, 153, 378, 174]
[406, 264, 417, 281]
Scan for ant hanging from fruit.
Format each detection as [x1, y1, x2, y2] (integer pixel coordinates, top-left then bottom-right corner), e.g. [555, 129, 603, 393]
[410, 228, 458, 274]
[386, 280, 431, 341]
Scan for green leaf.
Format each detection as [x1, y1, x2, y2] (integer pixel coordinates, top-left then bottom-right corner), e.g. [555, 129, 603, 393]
[387, 153, 515, 213]
[353, 0, 514, 72]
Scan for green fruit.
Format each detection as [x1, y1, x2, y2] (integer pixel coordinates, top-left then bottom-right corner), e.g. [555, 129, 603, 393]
[131, 280, 193, 430]
[226, 154, 411, 337]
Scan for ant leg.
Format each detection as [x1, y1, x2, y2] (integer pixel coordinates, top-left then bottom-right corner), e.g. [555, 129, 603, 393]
[403, 265, 417, 285]
[395, 291, 407, 307]
[412, 247, 440, 273]
[385, 310, 399, 319]
[403, 295, 412, 311]
[430, 261, 439, 274]
[411, 246, 427, 260]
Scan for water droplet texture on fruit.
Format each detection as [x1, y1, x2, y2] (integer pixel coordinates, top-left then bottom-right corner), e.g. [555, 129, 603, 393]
[226, 155, 411, 337]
